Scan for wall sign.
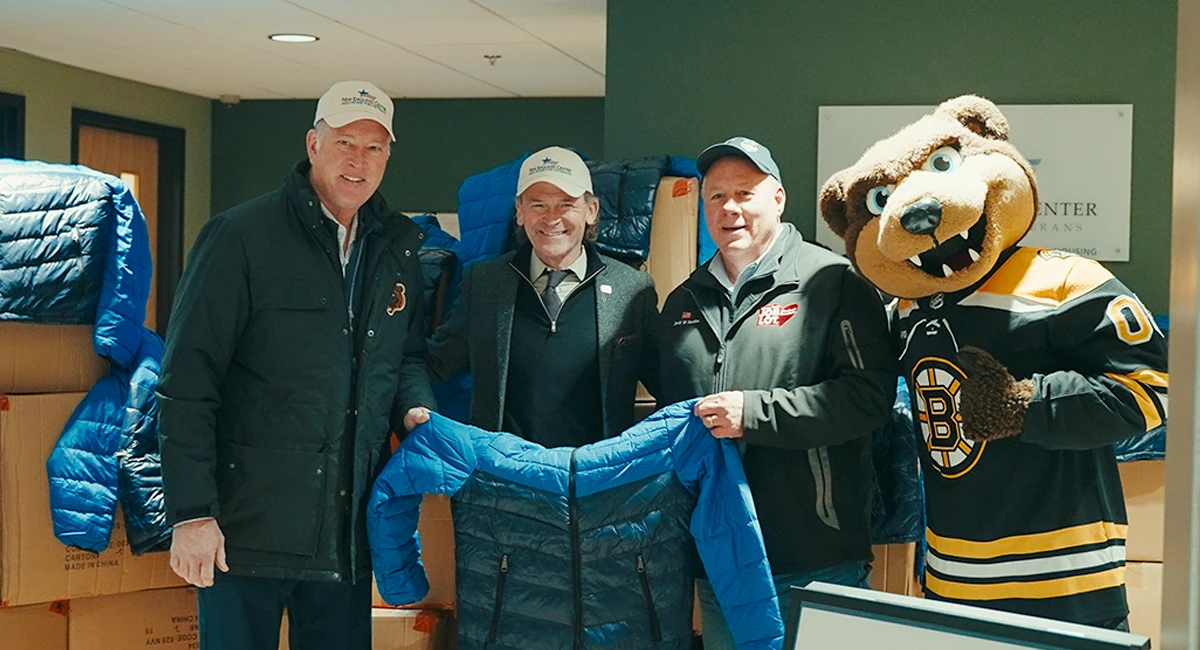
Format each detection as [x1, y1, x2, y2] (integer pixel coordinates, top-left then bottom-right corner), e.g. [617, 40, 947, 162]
[815, 104, 1133, 261]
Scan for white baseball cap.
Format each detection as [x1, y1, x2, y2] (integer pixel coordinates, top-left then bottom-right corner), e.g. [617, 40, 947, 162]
[517, 146, 592, 198]
[314, 81, 395, 142]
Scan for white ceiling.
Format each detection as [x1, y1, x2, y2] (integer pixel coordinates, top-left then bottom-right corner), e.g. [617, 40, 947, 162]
[0, 0, 607, 100]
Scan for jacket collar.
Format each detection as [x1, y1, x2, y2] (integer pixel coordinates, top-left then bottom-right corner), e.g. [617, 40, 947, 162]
[510, 241, 605, 282]
[689, 222, 803, 295]
[285, 159, 389, 235]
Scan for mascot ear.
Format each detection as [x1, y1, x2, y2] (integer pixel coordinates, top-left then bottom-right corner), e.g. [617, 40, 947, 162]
[820, 173, 850, 239]
[935, 95, 1010, 141]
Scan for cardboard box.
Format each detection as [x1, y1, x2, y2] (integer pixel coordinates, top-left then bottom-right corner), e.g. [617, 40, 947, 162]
[0, 322, 109, 394]
[372, 495, 455, 609]
[0, 601, 68, 650]
[645, 176, 700, 308]
[870, 543, 921, 596]
[1125, 561, 1161, 649]
[280, 609, 448, 650]
[0, 392, 183, 606]
[1120, 460, 1164, 562]
[373, 608, 447, 650]
[69, 587, 198, 650]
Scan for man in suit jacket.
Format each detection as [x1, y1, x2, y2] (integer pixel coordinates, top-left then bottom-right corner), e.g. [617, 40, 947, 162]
[427, 146, 659, 447]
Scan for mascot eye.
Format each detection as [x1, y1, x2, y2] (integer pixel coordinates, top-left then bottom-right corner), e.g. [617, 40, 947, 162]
[923, 146, 963, 173]
[865, 184, 896, 216]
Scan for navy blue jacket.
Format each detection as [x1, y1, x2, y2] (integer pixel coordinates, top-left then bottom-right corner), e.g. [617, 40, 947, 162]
[368, 402, 784, 650]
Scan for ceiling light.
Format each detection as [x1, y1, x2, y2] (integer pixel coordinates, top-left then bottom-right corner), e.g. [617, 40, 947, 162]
[269, 33, 318, 43]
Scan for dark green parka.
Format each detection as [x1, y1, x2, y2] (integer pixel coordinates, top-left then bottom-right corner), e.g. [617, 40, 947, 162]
[158, 161, 435, 582]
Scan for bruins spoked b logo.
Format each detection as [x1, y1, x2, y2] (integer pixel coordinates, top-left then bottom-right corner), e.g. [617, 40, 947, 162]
[912, 357, 985, 479]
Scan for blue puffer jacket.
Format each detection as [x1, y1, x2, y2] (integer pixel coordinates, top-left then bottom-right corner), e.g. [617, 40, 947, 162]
[48, 327, 170, 554]
[0, 159, 151, 366]
[587, 155, 670, 264]
[368, 402, 784, 650]
[0, 159, 166, 553]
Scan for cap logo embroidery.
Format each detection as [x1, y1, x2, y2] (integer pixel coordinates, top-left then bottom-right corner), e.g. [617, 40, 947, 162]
[739, 140, 759, 153]
[756, 303, 799, 327]
[387, 282, 407, 316]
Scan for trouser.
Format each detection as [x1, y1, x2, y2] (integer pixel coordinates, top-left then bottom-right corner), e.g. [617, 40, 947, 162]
[695, 561, 871, 650]
[198, 572, 371, 650]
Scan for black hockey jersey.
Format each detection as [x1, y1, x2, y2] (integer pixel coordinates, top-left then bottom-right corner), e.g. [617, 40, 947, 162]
[895, 247, 1168, 626]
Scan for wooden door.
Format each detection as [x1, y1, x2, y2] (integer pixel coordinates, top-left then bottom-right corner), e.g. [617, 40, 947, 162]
[77, 125, 159, 330]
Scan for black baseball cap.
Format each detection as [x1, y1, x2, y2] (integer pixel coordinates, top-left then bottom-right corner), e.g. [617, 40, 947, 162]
[696, 136, 782, 183]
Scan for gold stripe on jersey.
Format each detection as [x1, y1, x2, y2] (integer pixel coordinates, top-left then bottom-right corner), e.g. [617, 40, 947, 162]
[976, 248, 1114, 307]
[1105, 372, 1163, 431]
[1124, 368, 1169, 388]
[926, 521, 1128, 560]
[925, 566, 1125, 602]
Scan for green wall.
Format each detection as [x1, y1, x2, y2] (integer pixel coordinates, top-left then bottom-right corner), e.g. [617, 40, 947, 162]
[211, 97, 605, 215]
[605, 0, 1177, 313]
[0, 47, 212, 251]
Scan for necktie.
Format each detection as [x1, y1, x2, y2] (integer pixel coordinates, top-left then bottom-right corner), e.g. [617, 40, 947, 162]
[541, 269, 570, 321]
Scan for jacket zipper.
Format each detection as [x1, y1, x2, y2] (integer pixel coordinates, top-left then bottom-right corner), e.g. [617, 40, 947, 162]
[510, 261, 605, 334]
[570, 449, 582, 650]
[636, 554, 662, 643]
[487, 553, 510, 643]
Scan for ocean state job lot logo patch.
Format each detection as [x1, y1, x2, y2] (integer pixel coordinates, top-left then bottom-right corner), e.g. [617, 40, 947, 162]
[911, 356, 985, 479]
[756, 303, 799, 327]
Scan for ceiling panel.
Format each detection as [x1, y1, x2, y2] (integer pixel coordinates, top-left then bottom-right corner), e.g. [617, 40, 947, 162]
[507, 14, 606, 74]
[410, 42, 604, 97]
[473, 0, 605, 18]
[0, 0, 607, 99]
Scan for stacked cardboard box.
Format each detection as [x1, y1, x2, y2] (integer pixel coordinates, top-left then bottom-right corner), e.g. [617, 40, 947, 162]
[1120, 460, 1164, 648]
[69, 587, 198, 650]
[870, 543, 921, 597]
[278, 607, 450, 650]
[0, 321, 183, 646]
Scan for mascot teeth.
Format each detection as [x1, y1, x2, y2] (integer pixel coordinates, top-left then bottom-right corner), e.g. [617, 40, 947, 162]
[909, 255, 923, 267]
[968, 248, 981, 262]
[941, 264, 954, 277]
[959, 230, 971, 241]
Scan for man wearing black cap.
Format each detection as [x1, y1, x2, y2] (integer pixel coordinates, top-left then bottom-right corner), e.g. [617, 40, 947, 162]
[657, 137, 898, 649]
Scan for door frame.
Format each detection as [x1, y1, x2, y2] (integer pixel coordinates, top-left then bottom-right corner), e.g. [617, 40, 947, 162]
[71, 108, 185, 333]
[0, 91, 25, 160]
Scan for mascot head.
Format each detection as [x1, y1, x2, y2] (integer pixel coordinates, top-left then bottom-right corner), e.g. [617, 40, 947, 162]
[820, 95, 1038, 299]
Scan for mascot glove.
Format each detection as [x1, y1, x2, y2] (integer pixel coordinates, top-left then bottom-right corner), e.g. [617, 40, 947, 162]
[957, 346, 1034, 442]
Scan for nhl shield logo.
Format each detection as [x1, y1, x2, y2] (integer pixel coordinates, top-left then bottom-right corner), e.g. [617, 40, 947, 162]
[386, 282, 406, 316]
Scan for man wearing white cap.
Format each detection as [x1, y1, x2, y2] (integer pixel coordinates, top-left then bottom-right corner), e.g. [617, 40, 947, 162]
[427, 146, 659, 447]
[158, 80, 435, 649]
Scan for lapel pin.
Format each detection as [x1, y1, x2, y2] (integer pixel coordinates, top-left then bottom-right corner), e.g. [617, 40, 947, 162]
[600, 284, 613, 294]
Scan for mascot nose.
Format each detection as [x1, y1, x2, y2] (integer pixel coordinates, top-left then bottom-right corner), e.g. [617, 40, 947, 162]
[900, 197, 942, 236]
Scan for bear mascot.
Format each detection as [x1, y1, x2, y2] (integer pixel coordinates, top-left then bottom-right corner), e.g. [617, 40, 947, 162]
[820, 95, 1168, 629]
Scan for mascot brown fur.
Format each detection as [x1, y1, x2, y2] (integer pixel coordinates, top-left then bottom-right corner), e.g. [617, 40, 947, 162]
[821, 95, 1169, 627]
[821, 96, 1038, 440]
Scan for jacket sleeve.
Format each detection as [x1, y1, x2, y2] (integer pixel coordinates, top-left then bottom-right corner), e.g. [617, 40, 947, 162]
[425, 262, 473, 384]
[637, 275, 662, 400]
[156, 214, 251, 525]
[742, 269, 898, 450]
[47, 372, 125, 553]
[368, 414, 477, 605]
[1021, 261, 1168, 450]
[673, 407, 784, 650]
[95, 178, 153, 368]
[390, 253, 438, 433]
